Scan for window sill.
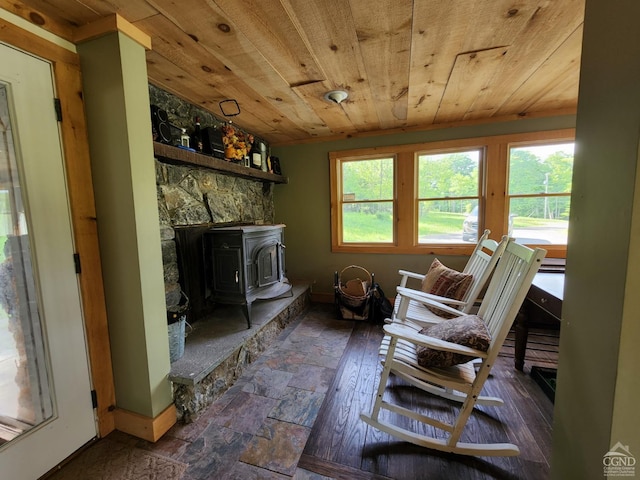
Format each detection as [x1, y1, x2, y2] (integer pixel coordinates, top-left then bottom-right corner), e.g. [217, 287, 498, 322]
[331, 244, 477, 255]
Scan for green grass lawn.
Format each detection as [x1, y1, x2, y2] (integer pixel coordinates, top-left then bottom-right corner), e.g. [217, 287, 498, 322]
[418, 211, 465, 235]
[343, 211, 465, 242]
[343, 211, 568, 242]
[512, 216, 568, 228]
[343, 212, 394, 242]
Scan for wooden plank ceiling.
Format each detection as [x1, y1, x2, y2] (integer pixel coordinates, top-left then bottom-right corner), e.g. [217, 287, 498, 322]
[9, 0, 584, 145]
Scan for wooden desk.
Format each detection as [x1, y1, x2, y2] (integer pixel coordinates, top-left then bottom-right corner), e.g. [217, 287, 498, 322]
[514, 272, 564, 371]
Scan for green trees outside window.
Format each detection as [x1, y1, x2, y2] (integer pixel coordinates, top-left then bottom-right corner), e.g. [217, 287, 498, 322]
[508, 143, 574, 245]
[417, 150, 481, 243]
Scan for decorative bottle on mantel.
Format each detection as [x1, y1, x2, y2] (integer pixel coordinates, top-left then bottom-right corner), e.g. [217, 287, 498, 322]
[190, 116, 203, 153]
[249, 138, 262, 169]
[265, 150, 271, 173]
[260, 140, 268, 172]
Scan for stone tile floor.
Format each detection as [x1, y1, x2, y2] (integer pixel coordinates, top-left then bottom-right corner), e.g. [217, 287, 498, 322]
[106, 304, 353, 479]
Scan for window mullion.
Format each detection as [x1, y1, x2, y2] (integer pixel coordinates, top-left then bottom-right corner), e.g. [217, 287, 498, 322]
[485, 142, 508, 240]
[396, 151, 414, 247]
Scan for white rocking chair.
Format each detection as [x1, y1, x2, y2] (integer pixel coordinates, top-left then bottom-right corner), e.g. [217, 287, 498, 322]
[390, 230, 509, 329]
[361, 240, 546, 457]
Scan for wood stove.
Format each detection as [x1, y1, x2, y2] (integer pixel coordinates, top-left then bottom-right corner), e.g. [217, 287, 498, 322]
[203, 224, 290, 328]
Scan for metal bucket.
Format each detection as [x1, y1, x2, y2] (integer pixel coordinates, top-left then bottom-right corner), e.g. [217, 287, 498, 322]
[168, 315, 186, 363]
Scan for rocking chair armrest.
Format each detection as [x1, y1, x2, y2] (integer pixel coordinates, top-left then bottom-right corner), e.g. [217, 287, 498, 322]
[396, 287, 466, 307]
[383, 323, 489, 358]
[415, 292, 466, 307]
[396, 287, 466, 316]
[397, 269, 426, 288]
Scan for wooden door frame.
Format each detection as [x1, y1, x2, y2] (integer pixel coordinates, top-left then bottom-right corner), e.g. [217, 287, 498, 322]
[0, 16, 115, 437]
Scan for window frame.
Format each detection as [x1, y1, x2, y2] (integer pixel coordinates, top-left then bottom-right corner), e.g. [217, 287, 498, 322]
[330, 129, 574, 257]
[337, 153, 397, 245]
[506, 140, 574, 247]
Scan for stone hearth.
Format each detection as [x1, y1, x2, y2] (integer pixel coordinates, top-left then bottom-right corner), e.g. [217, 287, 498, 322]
[170, 284, 310, 422]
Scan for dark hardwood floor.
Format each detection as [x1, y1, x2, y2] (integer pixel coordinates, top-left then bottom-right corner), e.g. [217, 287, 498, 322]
[45, 303, 558, 479]
[300, 319, 558, 480]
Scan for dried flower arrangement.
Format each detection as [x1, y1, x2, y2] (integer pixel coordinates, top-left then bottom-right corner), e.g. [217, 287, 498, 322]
[221, 124, 253, 162]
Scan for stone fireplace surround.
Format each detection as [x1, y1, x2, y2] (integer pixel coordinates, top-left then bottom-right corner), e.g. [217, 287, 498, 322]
[156, 159, 276, 315]
[150, 83, 277, 315]
[151, 85, 309, 421]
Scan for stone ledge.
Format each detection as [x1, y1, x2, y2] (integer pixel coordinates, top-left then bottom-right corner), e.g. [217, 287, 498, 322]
[171, 284, 310, 422]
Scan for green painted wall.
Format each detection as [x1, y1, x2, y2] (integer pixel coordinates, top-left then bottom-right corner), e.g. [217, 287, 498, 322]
[272, 116, 575, 298]
[552, 1, 640, 477]
[78, 32, 172, 418]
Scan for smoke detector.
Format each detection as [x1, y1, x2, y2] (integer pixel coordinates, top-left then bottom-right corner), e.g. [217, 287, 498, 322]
[323, 90, 349, 104]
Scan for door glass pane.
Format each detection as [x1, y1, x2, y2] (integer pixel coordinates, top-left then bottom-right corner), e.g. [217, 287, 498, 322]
[0, 83, 53, 446]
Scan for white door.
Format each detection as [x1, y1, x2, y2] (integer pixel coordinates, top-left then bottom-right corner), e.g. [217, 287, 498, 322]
[0, 43, 96, 479]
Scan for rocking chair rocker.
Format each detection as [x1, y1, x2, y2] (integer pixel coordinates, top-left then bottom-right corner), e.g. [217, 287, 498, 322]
[361, 239, 546, 456]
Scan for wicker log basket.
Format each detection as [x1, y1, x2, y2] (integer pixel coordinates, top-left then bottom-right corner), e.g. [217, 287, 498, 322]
[334, 265, 374, 321]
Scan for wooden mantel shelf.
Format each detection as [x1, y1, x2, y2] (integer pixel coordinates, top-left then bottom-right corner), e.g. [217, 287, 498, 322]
[153, 142, 288, 184]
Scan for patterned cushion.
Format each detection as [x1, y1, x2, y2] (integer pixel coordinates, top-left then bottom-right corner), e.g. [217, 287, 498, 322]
[420, 258, 473, 318]
[415, 315, 491, 368]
